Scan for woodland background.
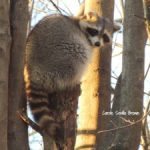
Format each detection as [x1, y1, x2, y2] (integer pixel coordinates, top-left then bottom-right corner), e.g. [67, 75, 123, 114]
[0, 0, 150, 150]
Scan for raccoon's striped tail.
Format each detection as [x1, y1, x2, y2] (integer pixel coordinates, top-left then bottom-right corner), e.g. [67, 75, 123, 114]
[24, 66, 60, 136]
[26, 84, 60, 136]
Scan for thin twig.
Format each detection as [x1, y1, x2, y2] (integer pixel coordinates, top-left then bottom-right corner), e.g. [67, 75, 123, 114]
[144, 92, 150, 97]
[61, 1, 73, 15]
[39, 0, 54, 12]
[144, 63, 150, 79]
[34, 6, 49, 14]
[141, 99, 150, 149]
[28, 0, 34, 31]
[115, 2, 123, 19]
[49, 0, 62, 13]
[134, 14, 146, 21]
[97, 110, 150, 134]
[119, 0, 124, 19]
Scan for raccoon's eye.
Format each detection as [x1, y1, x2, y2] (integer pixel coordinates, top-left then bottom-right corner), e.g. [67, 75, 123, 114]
[102, 33, 110, 43]
[86, 27, 99, 36]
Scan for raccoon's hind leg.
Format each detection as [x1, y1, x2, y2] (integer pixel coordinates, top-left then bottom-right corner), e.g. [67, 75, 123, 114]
[26, 84, 60, 137]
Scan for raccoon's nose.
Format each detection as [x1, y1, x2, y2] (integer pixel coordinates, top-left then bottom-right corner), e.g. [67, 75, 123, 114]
[95, 41, 100, 47]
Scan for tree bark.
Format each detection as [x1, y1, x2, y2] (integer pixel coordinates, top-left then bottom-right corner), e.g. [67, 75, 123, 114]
[8, 0, 29, 149]
[75, 0, 113, 149]
[43, 133, 57, 150]
[75, 48, 100, 150]
[0, 0, 11, 150]
[109, 0, 147, 149]
[98, 74, 122, 150]
[96, 1, 114, 148]
[38, 84, 80, 150]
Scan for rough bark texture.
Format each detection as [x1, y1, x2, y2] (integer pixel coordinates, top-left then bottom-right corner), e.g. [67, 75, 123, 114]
[75, 48, 101, 150]
[43, 133, 57, 150]
[41, 86, 80, 150]
[96, 1, 114, 148]
[8, 0, 29, 150]
[0, 0, 11, 150]
[43, 86, 80, 150]
[109, 1, 147, 149]
[64, 87, 80, 150]
[74, 0, 115, 149]
[98, 74, 122, 150]
[75, 0, 111, 149]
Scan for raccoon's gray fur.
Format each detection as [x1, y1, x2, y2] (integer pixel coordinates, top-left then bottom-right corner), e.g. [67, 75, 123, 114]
[24, 14, 111, 137]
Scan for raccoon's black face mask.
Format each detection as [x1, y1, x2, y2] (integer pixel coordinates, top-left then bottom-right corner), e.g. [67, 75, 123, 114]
[86, 27, 111, 47]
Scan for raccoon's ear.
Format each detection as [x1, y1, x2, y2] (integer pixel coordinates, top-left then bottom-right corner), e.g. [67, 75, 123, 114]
[79, 20, 89, 32]
[113, 22, 121, 33]
[103, 18, 121, 33]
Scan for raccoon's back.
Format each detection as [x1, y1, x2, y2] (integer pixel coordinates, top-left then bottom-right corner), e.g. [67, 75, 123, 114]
[25, 15, 90, 71]
[25, 15, 91, 90]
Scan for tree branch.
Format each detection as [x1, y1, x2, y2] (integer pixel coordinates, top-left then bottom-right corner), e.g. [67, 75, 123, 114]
[97, 110, 150, 134]
[17, 109, 43, 135]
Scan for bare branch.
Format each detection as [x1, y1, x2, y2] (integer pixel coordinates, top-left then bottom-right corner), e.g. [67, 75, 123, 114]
[119, 0, 124, 19]
[141, 99, 150, 149]
[28, 0, 34, 31]
[17, 109, 43, 135]
[61, 1, 73, 15]
[144, 63, 150, 79]
[97, 110, 150, 134]
[48, 0, 62, 14]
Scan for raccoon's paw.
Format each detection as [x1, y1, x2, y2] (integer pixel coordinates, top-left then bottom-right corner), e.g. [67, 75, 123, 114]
[45, 121, 61, 137]
[38, 116, 57, 136]
[39, 117, 64, 143]
[44, 121, 64, 145]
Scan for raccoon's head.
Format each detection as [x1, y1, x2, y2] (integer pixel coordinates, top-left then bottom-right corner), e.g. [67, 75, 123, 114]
[79, 16, 112, 47]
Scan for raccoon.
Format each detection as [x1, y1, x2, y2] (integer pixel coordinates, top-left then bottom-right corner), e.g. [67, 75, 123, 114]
[24, 14, 111, 137]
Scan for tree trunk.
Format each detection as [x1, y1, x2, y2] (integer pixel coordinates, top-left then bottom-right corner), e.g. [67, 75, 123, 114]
[75, 0, 103, 149]
[8, 0, 29, 149]
[110, 0, 147, 149]
[42, 86, 80, 150]
[43, 133, 57, 150]
[96, 0, 115, 149]
[75, 46, 101, 150]
[0, 0, 11, 150]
